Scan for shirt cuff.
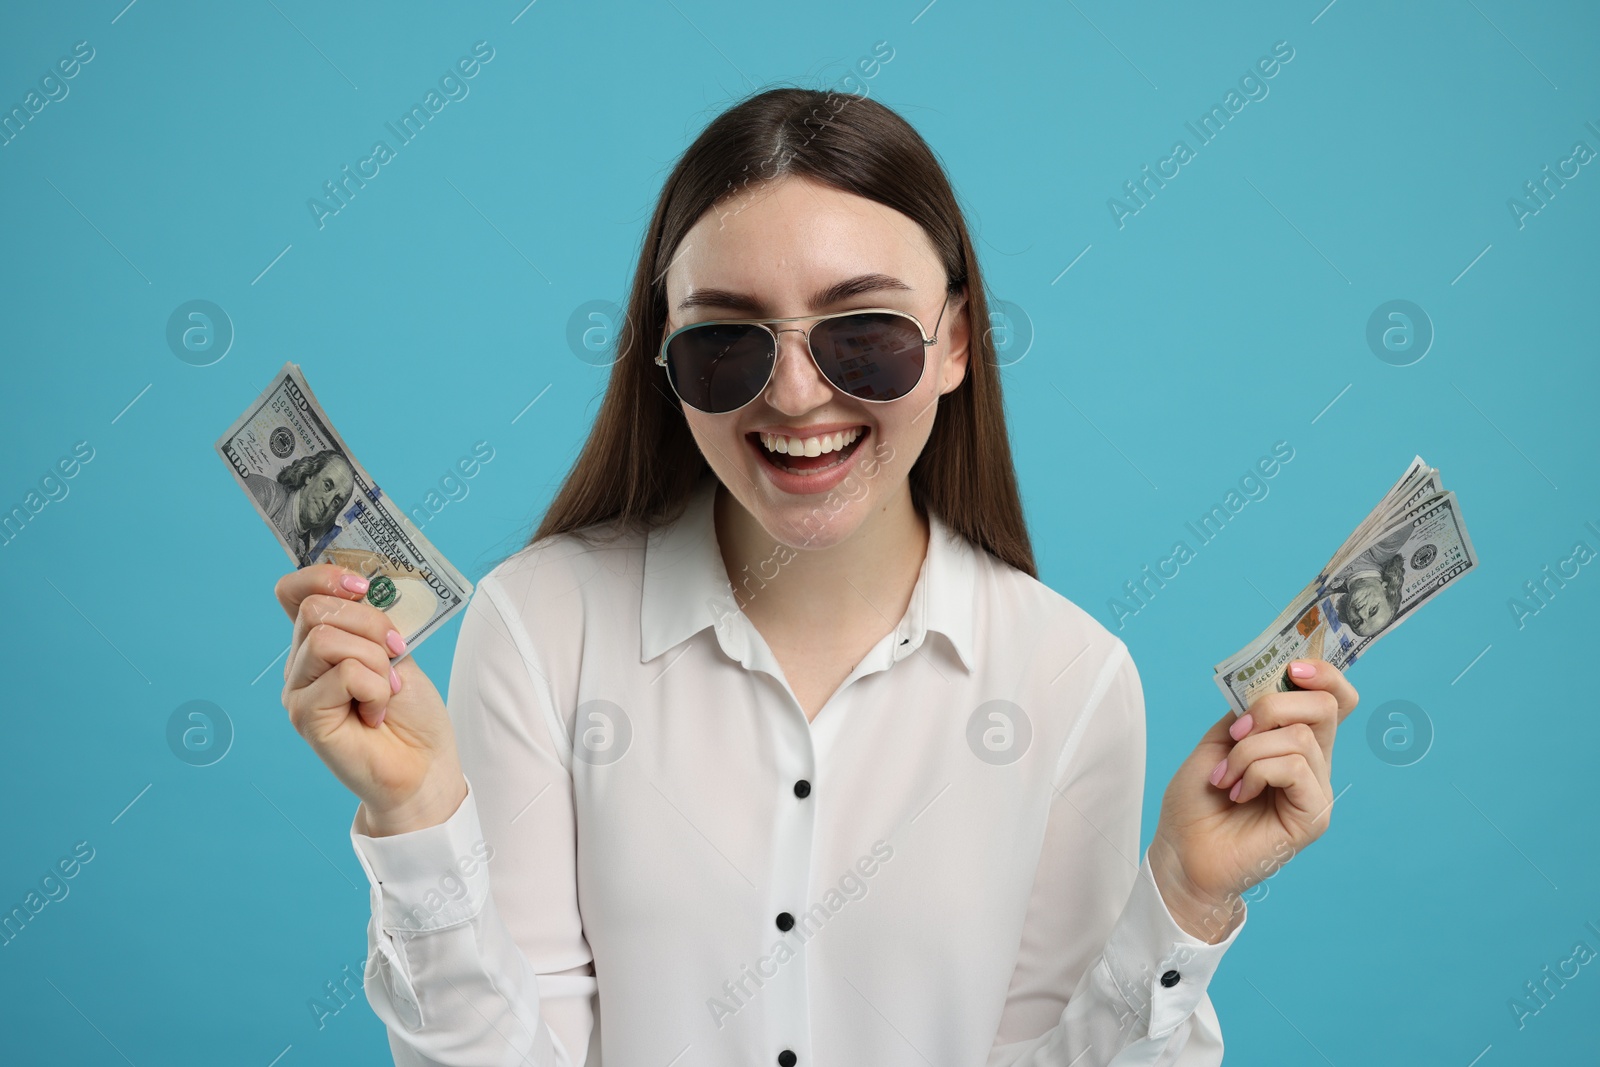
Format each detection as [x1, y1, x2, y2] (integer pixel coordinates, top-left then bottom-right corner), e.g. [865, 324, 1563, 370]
[349, 775, 492, 939]
[1100, 849, 1247, 1039]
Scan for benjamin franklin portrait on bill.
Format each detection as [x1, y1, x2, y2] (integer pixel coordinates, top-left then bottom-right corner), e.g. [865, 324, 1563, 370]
[244, 450, 355, 566]
[1325, 525, 1411, 639]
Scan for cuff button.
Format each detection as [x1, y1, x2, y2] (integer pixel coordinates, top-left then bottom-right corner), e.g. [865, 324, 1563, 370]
[1160, 969, 1181, 988]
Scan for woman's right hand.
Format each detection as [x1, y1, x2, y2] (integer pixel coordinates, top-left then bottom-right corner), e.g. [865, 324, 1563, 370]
[275, 564, 467, 837]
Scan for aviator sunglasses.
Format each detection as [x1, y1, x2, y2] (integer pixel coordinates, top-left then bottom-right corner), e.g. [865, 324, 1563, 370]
[655, 291, 952, 414]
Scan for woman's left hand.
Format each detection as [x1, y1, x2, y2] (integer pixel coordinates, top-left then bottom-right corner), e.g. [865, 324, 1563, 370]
[1147, 658, 1359, 943]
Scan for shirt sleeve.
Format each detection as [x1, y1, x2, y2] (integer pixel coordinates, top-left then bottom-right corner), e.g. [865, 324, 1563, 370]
[988, 643, 1247, 1067]
[348, 572, 598, 1066]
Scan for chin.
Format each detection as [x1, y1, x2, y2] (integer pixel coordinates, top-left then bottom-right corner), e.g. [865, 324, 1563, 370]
[755, 499, 868, 552]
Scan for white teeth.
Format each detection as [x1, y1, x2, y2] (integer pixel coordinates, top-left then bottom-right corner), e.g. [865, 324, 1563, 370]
[759, 427, 862, 456]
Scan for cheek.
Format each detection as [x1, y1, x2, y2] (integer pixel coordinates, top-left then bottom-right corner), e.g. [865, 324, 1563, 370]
[878, 402, 932, 459]
[686, 413, 727, 444]
[683, 413, 743, 465]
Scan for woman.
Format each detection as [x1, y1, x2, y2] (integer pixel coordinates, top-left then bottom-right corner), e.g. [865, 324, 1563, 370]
[274, 88, 1357, 1065]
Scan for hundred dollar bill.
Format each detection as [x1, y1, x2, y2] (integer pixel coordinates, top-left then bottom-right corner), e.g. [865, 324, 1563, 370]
[216, 361, 473, 662]
[1214, 461, 1478, 716]
[1218, 472, 1445, 680]
[1213, 457, 1449, 679]
[1319, 458, 1439, 582]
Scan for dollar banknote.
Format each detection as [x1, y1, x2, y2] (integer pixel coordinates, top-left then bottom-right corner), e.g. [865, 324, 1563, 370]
[216, 361, 474, 663]
[1214, 457, 1478, 716]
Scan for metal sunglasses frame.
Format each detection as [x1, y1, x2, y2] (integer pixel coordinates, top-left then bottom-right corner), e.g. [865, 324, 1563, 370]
[654, 291, 952, 414]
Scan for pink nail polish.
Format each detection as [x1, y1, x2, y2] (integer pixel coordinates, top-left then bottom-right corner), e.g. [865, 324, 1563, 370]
[386, 630, 406, 656]
[389, 666, 401, 693]
[1229, 713, 1253, 741]
[1229, 780, 1243, 802]
[374, 707, 386, 727]
[342, 573, 370, 594]
[1289, 660, 1315, 679]
[1209, 758, 1228, 786]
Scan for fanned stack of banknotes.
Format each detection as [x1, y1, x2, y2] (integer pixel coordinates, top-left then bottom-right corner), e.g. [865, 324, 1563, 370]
[1213, 456, 1479, 715]
[216, 362, 473, 664]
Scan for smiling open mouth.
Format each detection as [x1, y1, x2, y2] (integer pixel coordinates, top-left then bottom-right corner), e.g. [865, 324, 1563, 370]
[748, 427, 868, 475]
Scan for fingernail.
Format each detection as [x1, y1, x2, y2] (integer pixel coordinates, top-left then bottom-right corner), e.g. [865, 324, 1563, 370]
[1209, 758, 1228, 786]
[386, 630, 406, 656]
[374, 707, 386, 727]
[342, 573, 370, 594]
[1289, 660, 1315, 679]
[1229, 780, 1243, 802]
[389, 666, 401, 693]
[1229, 713, 1253, 741]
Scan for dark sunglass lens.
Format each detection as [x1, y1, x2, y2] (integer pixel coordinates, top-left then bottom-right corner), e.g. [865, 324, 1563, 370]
[808, 313, 926, 401]
[664, 324, 775, 413]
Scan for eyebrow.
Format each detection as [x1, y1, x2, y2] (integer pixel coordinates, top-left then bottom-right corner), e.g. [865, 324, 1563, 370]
[675, 273, 914, 314]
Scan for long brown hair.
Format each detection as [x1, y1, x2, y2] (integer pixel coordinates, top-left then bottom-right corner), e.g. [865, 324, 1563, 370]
[527, 87, 1035, 578]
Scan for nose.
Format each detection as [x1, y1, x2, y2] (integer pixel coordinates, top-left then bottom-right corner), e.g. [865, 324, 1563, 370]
[761, 326, 834, 415]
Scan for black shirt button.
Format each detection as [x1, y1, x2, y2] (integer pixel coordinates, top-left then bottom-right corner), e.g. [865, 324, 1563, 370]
[1160, 969, 1180, 988]
[793, 780, 811, 799]
[775, 912, 794, 932]
[778, 1052, 797, 1067]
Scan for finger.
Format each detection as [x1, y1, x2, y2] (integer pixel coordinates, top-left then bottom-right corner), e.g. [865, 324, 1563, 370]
[293, 592, 405, 658]
[287, 656, 393, 734]
[275, 563, 375, 622]
[1179, 709, 1241, 783]
[1230, 753, 1334, 833]
[287, 624, 398, 725]
[1211, 722, 1329, 794]
[288, 622, 394, 694]
[1234, 687, 1341, 764]
[1282, 658, 1359, 722]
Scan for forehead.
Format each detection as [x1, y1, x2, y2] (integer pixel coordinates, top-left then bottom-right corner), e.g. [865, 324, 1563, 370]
[666, 175, 942, 308]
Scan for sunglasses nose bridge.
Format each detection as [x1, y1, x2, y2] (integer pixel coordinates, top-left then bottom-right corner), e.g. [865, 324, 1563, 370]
[770, 324, 814, 364]
[762, 324, 833, 406]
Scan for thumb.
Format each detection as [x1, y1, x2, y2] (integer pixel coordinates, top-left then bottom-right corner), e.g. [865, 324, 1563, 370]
[1282, 658, 1359, 721]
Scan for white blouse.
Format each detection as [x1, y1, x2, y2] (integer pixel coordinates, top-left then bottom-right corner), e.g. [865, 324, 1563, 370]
[348, 472, 1245, 1066]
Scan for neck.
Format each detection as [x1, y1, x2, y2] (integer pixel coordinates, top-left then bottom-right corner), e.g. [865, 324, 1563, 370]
[713, 480, 931, 632]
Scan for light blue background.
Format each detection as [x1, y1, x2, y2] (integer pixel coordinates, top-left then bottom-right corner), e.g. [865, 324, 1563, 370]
[3, 0, 1596, 1062]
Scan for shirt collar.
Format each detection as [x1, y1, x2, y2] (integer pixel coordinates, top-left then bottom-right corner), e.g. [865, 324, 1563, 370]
[639, 473, 977, 672]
